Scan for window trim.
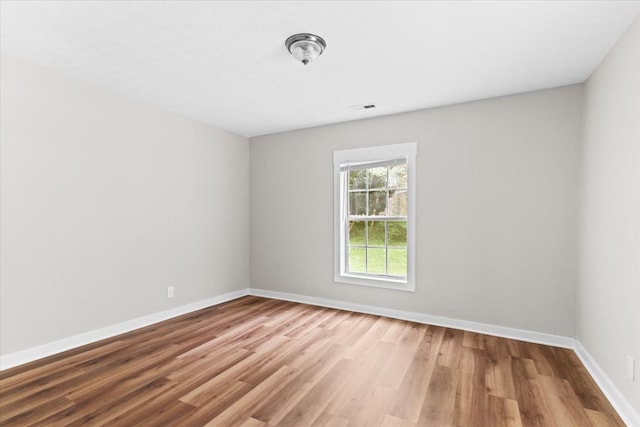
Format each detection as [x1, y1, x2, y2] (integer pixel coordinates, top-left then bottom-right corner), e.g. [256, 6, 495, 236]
[333, 142, 417, 292]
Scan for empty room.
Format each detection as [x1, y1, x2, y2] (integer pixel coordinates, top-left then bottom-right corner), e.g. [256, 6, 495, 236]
[1, 1, 639, 426]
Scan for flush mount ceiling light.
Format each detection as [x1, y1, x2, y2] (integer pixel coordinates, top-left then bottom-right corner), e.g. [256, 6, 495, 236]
[285, 33, 326, 65]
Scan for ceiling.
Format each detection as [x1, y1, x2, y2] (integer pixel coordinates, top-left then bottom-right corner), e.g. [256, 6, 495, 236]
[2, 1, 640, 138]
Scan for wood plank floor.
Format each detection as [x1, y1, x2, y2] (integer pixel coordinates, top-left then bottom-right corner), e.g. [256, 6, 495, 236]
[0, 296, 625, 426]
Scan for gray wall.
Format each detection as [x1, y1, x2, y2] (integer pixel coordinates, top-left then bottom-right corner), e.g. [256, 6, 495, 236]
[0, 56, 250, 355]
[578, 17, 640, 413]
[251, 85, 582, 337]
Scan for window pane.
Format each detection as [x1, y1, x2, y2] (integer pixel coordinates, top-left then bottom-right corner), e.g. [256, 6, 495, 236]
[368, 167, 387, 189]
[368, 191, 387, 216]
[388, 248, 407, 277]
[349, 192, 366, 216]
[367, 221, 385, 246]
[389, 164, 407, 189]
[348, 221, 365, 245]
[349, 169, 367, 190]
[335, 143, 415, 289]
[388, 190, 407, 216]
[348, 247, 366, 273]
[367, 248, 386, 274]
[388, 221, 407, 247]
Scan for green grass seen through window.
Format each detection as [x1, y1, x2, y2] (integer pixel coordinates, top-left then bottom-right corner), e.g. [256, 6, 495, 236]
[348, 221, 407, 277]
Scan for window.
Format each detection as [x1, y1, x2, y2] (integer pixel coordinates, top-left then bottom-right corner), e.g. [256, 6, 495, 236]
[334, 143, 416, 291]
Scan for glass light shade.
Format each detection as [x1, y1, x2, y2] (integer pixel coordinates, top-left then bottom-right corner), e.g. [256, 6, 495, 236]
[285, 33, 326, 65]
[290, 40, 322, 65]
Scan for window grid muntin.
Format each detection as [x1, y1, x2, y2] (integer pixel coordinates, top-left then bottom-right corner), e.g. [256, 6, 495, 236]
[346, 219, 407, 278]
[345, 161, 408, 279]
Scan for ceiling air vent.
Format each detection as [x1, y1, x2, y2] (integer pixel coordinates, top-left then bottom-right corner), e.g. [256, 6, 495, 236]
[349, 104, 376, 111]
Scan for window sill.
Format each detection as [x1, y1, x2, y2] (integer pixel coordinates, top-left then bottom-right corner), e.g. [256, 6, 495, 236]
[334, 273, 415, 292]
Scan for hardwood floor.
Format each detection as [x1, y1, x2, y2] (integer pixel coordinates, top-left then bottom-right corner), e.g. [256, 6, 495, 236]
[0, 296, 625, 426]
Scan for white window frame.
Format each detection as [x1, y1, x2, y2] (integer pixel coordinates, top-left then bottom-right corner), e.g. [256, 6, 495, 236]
[333, 142, 417, 292]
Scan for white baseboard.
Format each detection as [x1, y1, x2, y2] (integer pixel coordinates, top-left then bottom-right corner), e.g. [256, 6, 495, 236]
[574, 341, 640, 427]
[248, 288, 575, 348]
[0, 288, 249, 371]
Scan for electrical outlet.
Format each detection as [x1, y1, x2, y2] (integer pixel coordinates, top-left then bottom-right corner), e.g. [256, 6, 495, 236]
[167, 286, 174, 298]
[627, 355, 635, 381]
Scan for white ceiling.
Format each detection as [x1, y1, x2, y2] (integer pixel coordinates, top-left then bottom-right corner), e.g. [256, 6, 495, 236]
[2, 1, 640, 138]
